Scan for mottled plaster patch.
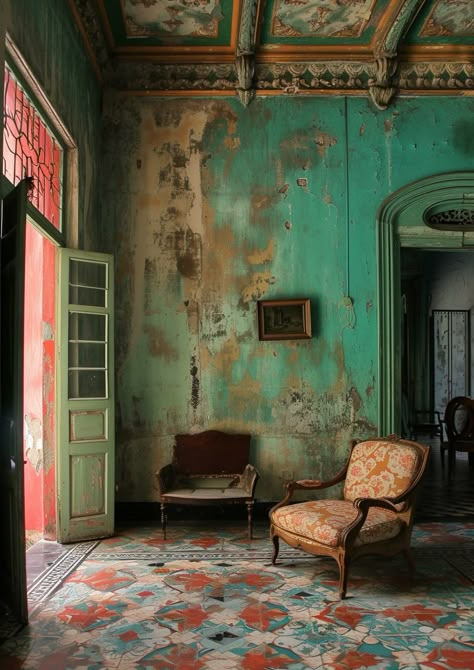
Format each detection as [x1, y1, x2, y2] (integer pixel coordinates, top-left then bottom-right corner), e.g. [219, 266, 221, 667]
[201, 332, 241, 380]
[223, 135, 240, 150]
[143, 324, 179, 360]
[241, 271, 276, 303]
[247, 240, 274, 265]
[251, 194, 279, 211]
[229, 373, 263, 410]
[200, 223, 239, 296]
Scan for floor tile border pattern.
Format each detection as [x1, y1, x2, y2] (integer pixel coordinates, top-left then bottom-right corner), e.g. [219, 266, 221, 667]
[27, 540, 99, 612]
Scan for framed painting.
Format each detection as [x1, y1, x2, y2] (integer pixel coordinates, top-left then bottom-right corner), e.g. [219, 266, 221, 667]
[257, 299, 311, 341]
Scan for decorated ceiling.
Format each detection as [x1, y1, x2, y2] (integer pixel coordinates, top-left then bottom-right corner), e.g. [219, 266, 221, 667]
[70, 0, 474, 108]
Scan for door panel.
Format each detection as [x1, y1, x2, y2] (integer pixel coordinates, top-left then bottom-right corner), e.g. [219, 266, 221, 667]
[57, 249, 114, 543]
[433, 309, 470, 413]
[0, 180, 28, 629]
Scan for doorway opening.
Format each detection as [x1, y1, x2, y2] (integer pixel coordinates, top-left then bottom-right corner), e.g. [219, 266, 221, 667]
[377, 170, 474, 436]
[400, 248, 474, 440]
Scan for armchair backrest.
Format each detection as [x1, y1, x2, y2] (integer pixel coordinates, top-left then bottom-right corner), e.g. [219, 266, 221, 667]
[173, 430, 251, 476]
[443, 396, 474, 441]
[343, 438, 426, 508]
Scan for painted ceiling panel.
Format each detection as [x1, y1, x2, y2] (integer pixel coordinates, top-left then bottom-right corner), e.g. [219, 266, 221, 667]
[122, 0, 223, 38]
[403, 0, 474, 46]
[420, 0, 474, 37]
[101, 0, 234, 47]
[267, 0, 381, 41]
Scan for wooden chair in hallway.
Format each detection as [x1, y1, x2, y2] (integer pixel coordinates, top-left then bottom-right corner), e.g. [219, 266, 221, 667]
[439, 396, 474, 479]
[269, 436, 430, 599]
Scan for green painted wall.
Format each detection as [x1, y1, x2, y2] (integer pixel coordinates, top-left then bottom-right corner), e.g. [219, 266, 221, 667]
[101, 92, 474, 502]
[0, 0, 102, 248]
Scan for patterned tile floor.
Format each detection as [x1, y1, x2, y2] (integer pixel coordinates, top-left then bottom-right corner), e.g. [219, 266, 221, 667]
[1, 436, 472, 669]
[0, 518, 473, 669]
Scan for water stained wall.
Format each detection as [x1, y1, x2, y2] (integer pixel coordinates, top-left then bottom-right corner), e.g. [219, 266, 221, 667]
[101, 93, 474, 501]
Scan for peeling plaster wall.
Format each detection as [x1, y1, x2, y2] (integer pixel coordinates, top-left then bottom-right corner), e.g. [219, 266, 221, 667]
[101, 93, 474, 502]
[0, 0, 102, 248]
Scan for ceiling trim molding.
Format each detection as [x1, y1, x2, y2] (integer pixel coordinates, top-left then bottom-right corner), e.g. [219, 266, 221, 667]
[104, 60, 473, 96]
[68, 1, 474, 100]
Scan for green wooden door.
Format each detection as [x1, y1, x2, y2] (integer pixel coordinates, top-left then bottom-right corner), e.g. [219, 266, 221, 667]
[0, 180, 28, 630]
[57, 249, 115, 543]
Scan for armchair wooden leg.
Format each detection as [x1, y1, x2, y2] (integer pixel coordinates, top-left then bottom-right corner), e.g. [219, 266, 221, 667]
[338, 554, 350, 600]
[271, 534, 280, 565]
[160, 503, 167, 540]
[246, 501, 254, 540]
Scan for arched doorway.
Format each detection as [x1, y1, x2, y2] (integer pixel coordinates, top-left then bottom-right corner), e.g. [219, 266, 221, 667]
[376, 171, 474, 435]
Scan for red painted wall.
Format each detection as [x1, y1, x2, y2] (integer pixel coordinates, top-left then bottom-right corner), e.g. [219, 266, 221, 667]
[42, 235, 56, 539]
[23, 224, 56, 540]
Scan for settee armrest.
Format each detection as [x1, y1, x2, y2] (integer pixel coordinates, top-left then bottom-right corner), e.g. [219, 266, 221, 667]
[235, 464, 259, 495]
[156, 463, 177, 495]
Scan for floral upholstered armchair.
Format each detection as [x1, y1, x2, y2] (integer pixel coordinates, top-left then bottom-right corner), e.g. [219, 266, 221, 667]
[270, 436, 430, 599]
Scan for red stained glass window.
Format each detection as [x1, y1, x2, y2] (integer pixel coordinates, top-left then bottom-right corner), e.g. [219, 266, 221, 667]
[3, 66, 63, 230]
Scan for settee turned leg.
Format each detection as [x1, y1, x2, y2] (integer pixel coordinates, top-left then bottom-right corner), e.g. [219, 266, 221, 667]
[246, 501, 254, 540]
[160, 503, 167, 540]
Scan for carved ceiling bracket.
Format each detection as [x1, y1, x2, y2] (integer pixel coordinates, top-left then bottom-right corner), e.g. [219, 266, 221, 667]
[369, 0, 425, 110]
[236, 0, 263, 106]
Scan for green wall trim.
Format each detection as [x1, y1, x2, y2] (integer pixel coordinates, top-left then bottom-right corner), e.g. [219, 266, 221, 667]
[377, 171, 474, 436]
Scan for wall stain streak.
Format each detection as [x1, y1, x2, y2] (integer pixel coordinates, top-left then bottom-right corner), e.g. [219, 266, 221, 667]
[143, 324, 179, 360]
[190, 355, 200, 410]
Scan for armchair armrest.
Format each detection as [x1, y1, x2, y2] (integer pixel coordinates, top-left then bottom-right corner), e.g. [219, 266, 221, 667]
[270, 453, 353, 515]
[156, 463, 177, 495]
[235, 464, 259, 495]
[353, 496, 401, 514]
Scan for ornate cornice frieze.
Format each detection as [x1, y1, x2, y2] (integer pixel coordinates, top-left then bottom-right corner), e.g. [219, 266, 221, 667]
[255, 63, 373, 93]
[107, 63, 239, 92]
[398, 62, 474, 90]
[105, 60, 474, 94]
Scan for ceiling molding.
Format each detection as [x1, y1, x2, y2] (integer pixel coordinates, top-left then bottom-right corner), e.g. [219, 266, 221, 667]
[68, 1, 474, 105]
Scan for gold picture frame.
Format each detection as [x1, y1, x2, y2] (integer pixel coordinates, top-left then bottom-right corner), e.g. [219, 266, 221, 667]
[257, 299, 311, 341]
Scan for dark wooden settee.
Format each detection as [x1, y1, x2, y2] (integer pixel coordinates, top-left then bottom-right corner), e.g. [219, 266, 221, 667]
[156, 430, 260, 539]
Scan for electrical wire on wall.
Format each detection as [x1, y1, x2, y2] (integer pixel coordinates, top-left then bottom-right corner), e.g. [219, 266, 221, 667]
[342, 96, 356, 330]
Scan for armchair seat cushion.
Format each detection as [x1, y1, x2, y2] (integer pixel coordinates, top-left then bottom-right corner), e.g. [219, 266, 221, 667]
[271, 500, 404, 547]
[162, 487, 251, 501]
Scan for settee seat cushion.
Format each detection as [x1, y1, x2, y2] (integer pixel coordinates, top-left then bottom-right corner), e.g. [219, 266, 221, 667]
[162, 487, 251, 501]
[271, 499, 404, 547]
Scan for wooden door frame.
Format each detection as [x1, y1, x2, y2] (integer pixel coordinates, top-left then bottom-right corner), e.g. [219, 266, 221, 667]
[377, 171, 474, 435]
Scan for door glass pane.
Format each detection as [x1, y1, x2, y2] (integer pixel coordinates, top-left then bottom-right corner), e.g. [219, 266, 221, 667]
[69, 312, 106, 342]
[68, 342, 105, 368]
[69, 259, 107, 307]
[68, 370, 106, 399]
[68, 312, 107, 399]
